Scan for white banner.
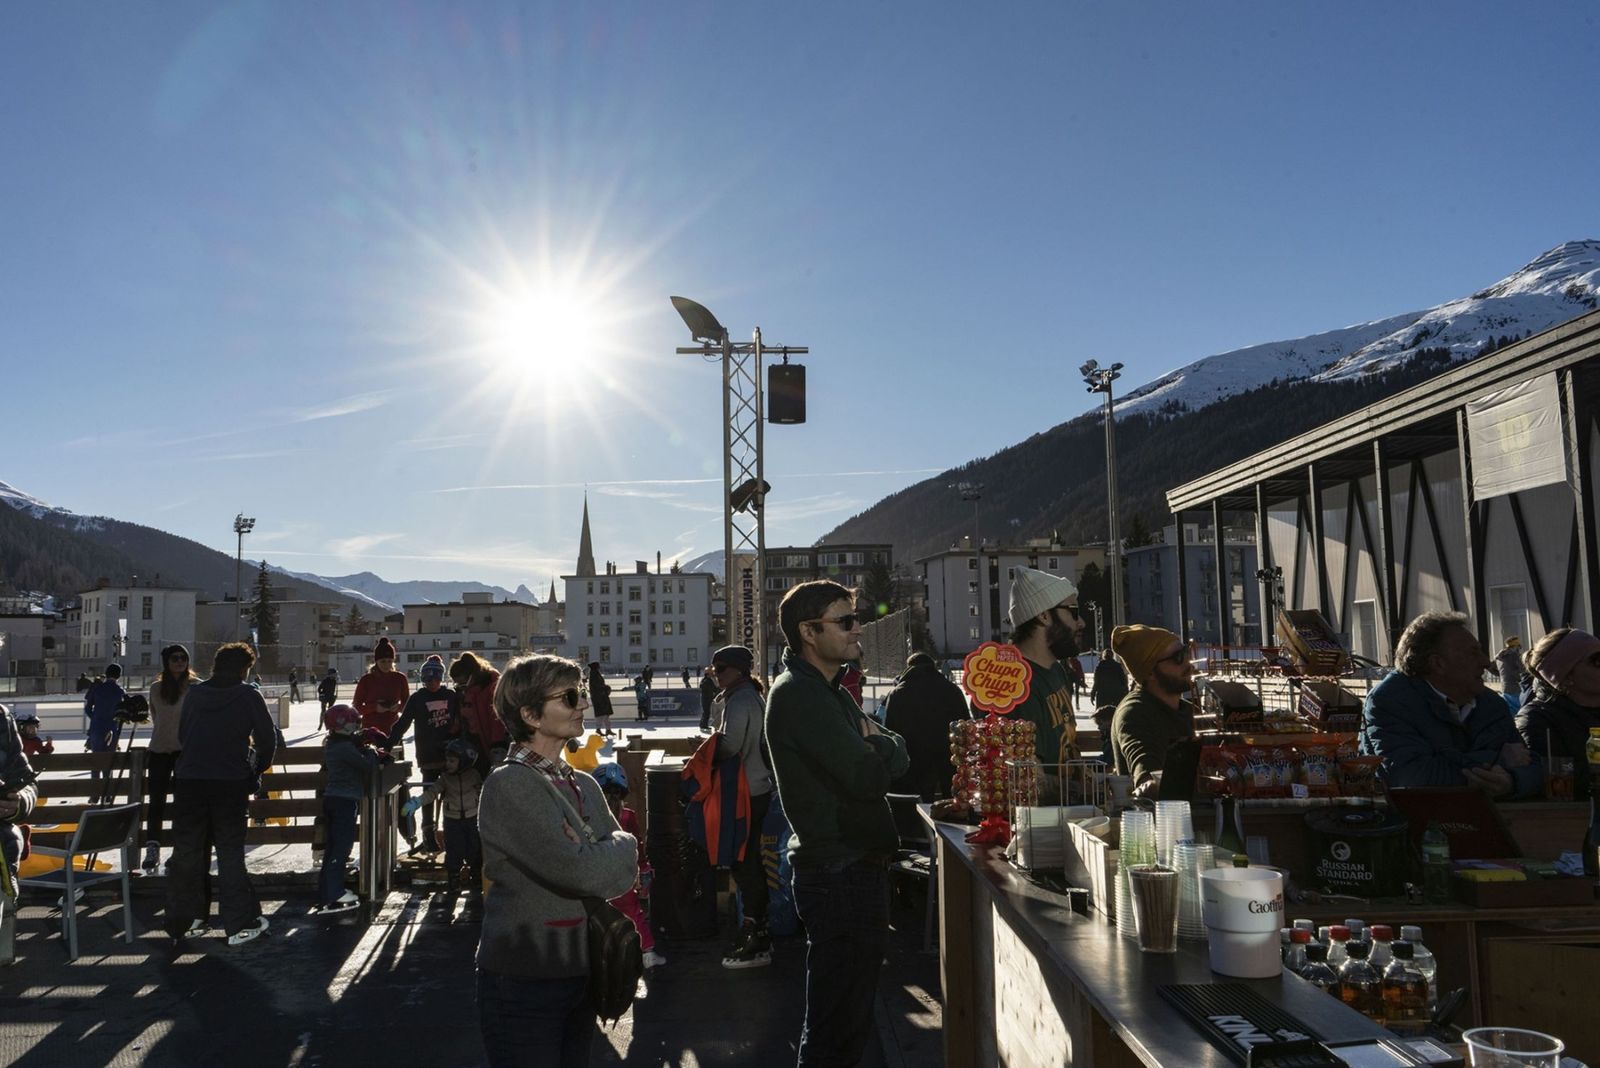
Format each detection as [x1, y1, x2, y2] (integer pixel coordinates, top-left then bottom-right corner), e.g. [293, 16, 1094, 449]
[1465, 373, 1567, 499]
[730, 553, 759, 651]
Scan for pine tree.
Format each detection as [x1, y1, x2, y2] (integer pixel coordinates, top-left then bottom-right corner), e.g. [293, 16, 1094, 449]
[860, 559, 898, 618]
[250, 560, 280, 670]
[345, 603, 367, 637]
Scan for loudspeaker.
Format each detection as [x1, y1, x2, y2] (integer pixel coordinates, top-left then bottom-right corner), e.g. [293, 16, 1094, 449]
[768, 363, 806, 424]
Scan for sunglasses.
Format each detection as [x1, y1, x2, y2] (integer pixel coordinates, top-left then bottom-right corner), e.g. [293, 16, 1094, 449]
[1157, 650, 1191, 666]
[545, 687, 589, 709]
[1054, 603, 1080, 620]
[808, 613, 861, 631]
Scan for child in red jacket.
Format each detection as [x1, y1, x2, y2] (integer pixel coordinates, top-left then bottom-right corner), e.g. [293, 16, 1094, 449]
[594, 762, 663, 969]
[15, 710, 52, 757]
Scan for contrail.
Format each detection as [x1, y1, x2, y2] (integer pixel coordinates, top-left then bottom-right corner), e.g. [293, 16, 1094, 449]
[431, 468, 946, 494]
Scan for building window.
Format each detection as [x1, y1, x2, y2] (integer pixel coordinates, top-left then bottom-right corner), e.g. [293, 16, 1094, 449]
[678, 580, 685, 593]
[629, 611, 641, 625]
[648, 600, 656, 614]
[141, 629, 152, 645]
[967, 557, 978, 571]
[599, 604, 610, 616]
[678, 601, 685, 614]
[969, 605, 980, 617]
[629, 633, 642, 646]
[629, 588, 642, 601]
[967, 581, 979, 594]
[662, 601, 673, 615]
[649, 622, 657, 636]
[142, 596, 153, 620]
[586, 581, 594, 595]
[969, 625, 981, 639]
[630, 652, 641, 664]
[649, 650, 658, 663]
[663, 621, 674, 636]
[578, 646, 590, 661]
[664, 648, 675, 662]
[117, 595, 128, 611]
[141, 652, 152, 667]
[600, 646, 611, 662]
[1048, 557, 1059, 569]
[600, 623, 611, 637]
[688, 648, 699, 663]
[601, 581, 610, 595]
[1007, 567, 1015, 580]
[587, 624, 594, 637]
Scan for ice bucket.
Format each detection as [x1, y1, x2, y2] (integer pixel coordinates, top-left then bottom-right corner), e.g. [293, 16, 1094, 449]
[1199, 866, 1285, 978]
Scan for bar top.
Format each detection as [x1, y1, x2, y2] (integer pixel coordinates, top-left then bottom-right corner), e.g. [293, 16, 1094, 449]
[931, 817, 1392, 1067]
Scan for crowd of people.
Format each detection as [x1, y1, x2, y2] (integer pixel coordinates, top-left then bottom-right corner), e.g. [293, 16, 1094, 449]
[11, 568, 1600, 1067]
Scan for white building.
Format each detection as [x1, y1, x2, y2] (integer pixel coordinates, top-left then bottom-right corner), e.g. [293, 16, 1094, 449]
[562, 564, 713, 673]
[1124, 523, 1261, 647]
[77, 582, 197, 670]
[919, 538, 1106, 657]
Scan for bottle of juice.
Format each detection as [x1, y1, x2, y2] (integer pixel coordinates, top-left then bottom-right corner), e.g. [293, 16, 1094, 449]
[1338, 939, 1384, 1024]
[1300, 943, 1339, 994]
[1382, 940, 1428, 1035]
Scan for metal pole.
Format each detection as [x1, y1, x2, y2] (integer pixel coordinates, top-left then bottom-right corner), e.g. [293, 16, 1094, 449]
[235, 528, 243, 640]
[1104, 385, 1124, 630]
[721, 330, 735, 663]
[753, 326, 767, 682]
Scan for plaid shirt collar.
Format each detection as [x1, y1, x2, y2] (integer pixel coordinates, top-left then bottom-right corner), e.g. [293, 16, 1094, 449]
[504, 742, 575, 782]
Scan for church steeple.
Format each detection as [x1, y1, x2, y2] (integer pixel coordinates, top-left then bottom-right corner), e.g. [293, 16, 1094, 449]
[576, 495, 596, 577]
[547, 577, 558, 605]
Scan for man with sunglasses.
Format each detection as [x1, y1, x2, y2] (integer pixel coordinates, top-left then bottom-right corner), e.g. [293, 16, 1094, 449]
[1108, 624, 1198, 800]
[1006, 568, 1087, 800]
[766, 580, 909, 1068]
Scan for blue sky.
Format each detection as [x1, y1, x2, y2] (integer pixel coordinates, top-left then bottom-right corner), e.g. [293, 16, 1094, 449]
[4, 3, 1597, 590]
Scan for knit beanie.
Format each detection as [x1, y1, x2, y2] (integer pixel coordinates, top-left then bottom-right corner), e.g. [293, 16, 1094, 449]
[373, 636, 397, 661]
[1111, 624, 1182, 685]
[420, 654, 445, 681]
[1008, 567, 1079, 628]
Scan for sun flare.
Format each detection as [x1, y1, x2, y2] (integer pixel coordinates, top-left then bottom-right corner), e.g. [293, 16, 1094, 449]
[481, 281, 612, 392]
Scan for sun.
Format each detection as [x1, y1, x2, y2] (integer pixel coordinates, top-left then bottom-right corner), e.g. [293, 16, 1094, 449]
[481, 281, 611, 393]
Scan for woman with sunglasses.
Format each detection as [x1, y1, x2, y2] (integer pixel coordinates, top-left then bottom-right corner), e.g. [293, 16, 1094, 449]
[142, 644, 198, 873]
[1517, 628, 1600, 800]
[477, 654, 638, 1067]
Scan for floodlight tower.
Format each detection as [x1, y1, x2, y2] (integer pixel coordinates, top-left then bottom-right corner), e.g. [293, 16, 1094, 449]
[233, 513, 256, 639]
[672, 297, 808, 679]
[1080, 360, 1125, 631]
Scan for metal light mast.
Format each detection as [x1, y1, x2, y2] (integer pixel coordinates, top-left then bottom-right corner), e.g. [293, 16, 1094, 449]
[672, 297, 807, 680]
[1080, 360, 1125, 631]
[233, 513, 255, 640]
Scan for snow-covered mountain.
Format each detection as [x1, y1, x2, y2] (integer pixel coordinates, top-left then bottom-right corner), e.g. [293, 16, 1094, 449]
[1117, 239, 1600, 418]
[680, 550, 724, 581]
[272, 568, 553, 614]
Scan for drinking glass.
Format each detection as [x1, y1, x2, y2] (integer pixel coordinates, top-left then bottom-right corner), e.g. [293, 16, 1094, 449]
[1462, 1026, 1565, 1067]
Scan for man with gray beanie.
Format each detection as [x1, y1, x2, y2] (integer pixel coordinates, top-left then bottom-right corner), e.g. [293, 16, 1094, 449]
[1007, 569, 1086, 793]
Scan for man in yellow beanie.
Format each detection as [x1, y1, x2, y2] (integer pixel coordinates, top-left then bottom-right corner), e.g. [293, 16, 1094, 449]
[1108, 624, 1197, 799]
[1006, 568, 1086, 798]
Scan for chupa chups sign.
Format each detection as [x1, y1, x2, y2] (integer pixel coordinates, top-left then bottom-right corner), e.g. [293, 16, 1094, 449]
[961, 641, 1033, 715]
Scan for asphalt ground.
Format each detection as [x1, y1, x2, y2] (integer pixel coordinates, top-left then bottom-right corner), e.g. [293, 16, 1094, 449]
[1, 689, 948, 1068]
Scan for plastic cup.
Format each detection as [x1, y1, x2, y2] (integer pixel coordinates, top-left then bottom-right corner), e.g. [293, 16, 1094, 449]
[1128, 865, 1180, 953]
[1199, 866, 1285, 977]
[1461, 1027, 1565, 1067]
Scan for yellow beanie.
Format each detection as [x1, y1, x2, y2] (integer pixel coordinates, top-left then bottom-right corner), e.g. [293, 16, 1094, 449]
[1112, 624, 1182, 685]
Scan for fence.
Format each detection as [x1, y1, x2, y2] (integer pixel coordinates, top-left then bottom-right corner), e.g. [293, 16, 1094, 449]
[858, 608, 911, 683]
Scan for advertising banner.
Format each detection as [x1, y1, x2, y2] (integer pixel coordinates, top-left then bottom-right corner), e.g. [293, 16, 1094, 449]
[1465, 373, 1566, 499]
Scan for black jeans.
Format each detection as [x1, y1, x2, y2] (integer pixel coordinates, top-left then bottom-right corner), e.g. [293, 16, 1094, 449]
[733, 791, 772, 926]
[144, 750, 179, 844]
[167, 779, 259, 936]
[477, 969, 594, 1067]
[793, 858, 890, 1067]
[317, 796, 358, 906]
[443, 815, 481, 882]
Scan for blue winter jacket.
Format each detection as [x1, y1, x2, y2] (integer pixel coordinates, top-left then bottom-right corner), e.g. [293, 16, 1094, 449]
[1357, 670, 1541, 798]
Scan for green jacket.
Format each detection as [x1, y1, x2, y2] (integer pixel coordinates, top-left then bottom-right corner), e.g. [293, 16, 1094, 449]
[1109, 684, 1196, 787]
[765, 649, 910, 869]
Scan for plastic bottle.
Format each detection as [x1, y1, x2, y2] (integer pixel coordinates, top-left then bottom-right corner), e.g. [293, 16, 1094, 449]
[1368, 924, 1394, 971]
[1327, 924, 1352, 969]
[1400, 925, 1438, 1014]
[1382, 940, 1428, 1034]
[1300, 943, 1339, 994]
[1422, 822, 1451, 903]
[1338, 938, 1384, 1024]
[1292, 918, 1317, 938]
[1284, 927, 1311, 975]
[1585, 727, 1600, 877]
[1344, 918, 1368, 945]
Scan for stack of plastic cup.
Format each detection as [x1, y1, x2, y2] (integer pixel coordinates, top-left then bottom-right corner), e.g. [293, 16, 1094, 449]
[1174, 841, 1210, 941]
[1117, 810, 1155, 937]
[1154, 802, 1194, 867]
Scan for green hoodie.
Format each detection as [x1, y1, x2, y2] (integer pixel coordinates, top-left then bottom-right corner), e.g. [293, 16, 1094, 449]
[765, 650, 910, 869]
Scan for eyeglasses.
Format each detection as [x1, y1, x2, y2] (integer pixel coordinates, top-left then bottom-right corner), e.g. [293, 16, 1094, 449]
[1157, 650, 1190, 666]
[1055, 603, 1081, 621]
[808, 613, 861, 631]
[544, 687, 589, 709]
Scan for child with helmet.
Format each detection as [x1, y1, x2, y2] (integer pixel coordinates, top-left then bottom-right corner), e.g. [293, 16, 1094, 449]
[593, 761, 664, 968]
[404, 736, 484, 892]
[13, 710, 52, 757]
[315, 703, 377, 914]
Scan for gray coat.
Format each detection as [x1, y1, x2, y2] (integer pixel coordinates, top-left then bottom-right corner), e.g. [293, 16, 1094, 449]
[715, 682, 773, 796]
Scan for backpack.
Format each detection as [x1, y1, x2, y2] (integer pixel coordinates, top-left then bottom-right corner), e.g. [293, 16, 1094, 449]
[535, 774, 643, 1026]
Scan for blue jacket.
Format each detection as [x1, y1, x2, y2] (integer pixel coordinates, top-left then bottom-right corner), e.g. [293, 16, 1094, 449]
[1358, 670, 1541, 798]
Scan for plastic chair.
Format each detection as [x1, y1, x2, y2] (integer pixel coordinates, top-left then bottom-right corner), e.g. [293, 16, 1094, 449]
[19, 802, 140, 961]
[886, 793, 938, 952]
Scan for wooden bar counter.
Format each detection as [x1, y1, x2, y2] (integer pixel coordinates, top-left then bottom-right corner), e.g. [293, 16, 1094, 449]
[929, 816, 1390, 1068]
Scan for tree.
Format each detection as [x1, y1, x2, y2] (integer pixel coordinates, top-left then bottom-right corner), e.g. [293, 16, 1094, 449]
[250, 560, 280, 671]
[859, 559, 898, 619]
[1076, 562, 1111, 650]
[1123, 513, 1156, 548]
[345, 603, 368, 637]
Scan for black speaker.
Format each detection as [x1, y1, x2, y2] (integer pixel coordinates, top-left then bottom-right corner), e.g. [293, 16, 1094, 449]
[768, 363, 806, 424]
